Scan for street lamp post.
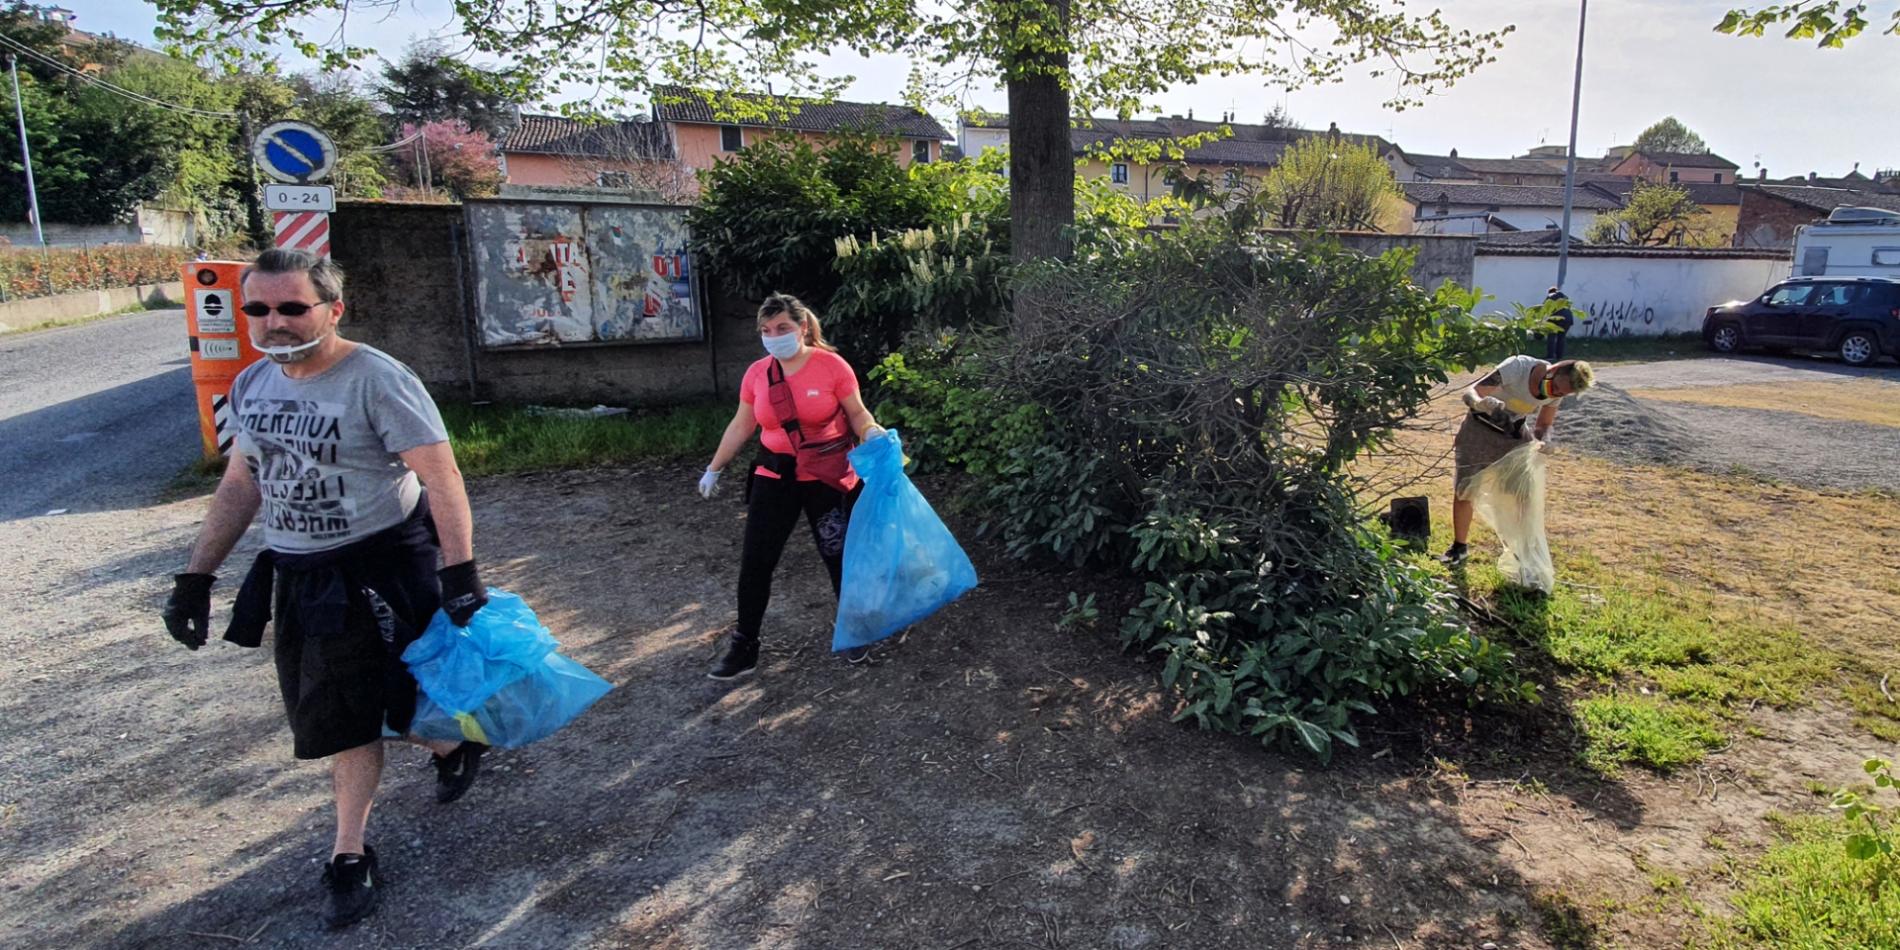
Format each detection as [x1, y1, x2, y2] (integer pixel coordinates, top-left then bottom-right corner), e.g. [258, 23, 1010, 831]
[1555, 0, 1588, 289]
[7, 52, 46, 248]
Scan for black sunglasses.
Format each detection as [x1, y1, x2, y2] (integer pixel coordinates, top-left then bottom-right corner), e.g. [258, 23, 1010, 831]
[241, 301, 329, 318]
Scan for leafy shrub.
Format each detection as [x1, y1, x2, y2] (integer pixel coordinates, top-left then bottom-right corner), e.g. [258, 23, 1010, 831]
[1, 244, 193, 300]
[897, 218, 1539, 759]
[1836, 757, 1898, 881]
[830, 212, 1013, 359]
[867, 329, 1041, 479]
[688, 132, 976, 310]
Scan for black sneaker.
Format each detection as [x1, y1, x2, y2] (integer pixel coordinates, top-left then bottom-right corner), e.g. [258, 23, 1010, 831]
[843, 645, 873, 665]
[432, 741, 487, 804]
[708, 633, 759, 680]
[320, 846, 379, 930]
[1440, 542, 1470, 565]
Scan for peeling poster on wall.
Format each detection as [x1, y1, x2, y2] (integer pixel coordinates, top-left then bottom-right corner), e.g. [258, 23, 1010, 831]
[465, 200, 703, 347]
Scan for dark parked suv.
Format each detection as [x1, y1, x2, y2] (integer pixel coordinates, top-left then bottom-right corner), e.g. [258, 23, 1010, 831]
[1702, 276, 1900, 366]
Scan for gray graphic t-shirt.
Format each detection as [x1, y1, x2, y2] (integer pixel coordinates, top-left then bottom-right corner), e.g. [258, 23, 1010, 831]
[229, 345, 449, 553]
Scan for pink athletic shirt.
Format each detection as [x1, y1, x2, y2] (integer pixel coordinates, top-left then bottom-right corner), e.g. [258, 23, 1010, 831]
[739, 350, 860, 486]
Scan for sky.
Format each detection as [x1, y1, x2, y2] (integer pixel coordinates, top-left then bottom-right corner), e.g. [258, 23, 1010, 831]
[73, 0, 1900, 178]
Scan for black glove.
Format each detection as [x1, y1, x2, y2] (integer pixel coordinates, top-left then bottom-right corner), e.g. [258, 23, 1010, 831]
[438, 561, 487, 627]
[163, 573, 216, 650]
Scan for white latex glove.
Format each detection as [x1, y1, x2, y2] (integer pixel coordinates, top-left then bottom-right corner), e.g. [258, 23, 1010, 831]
[697, 468, 721, 499]
[862, 424, 889, 442]
[1472, 396, 1506, 415]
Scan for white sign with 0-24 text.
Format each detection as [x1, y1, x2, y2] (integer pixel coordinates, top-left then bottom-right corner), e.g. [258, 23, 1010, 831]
[262, 184, 336, 213]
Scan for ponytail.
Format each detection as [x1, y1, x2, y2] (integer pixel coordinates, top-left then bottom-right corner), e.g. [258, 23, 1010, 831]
[804, 312, 838, 353]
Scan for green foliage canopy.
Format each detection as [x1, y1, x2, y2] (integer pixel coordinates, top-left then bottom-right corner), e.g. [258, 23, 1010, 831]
[686, 133, 992, 311]
[1717, 2, 1900, 46]
[1585, 181, 1712, 246]
[1631, 116, 1709, 155]
[377, 43, 516, 139]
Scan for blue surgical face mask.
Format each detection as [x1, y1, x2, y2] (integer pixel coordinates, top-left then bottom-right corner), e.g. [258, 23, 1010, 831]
[761, 331, 802, 360]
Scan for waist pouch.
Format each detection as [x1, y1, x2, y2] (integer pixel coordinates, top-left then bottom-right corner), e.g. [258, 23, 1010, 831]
[766, 359, 856, 493]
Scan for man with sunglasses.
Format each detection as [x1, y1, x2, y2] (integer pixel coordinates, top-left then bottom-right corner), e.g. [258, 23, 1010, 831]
[160, 248, 489, 930]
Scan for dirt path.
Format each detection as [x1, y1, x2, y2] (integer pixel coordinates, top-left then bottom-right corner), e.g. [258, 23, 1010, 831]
[1, 463, 1883, 949]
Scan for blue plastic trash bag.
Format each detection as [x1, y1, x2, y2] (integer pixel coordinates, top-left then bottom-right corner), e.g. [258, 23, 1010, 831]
[402, 589, 612, 748]
[833, 430, 978, 651]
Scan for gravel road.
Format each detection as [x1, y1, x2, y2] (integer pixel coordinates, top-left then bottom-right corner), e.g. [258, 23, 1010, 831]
[1594, 355, 1899, 391]
[0, 310, 200, 521]
[1559, 356, 1900, 493]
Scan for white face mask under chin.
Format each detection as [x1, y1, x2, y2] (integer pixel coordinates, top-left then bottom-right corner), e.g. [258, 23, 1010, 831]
[258, 333, 328, 363]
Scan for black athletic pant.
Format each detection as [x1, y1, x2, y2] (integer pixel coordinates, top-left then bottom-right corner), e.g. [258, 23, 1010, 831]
[1543, 329, 1569, 362]
[736, 470, 856, 641]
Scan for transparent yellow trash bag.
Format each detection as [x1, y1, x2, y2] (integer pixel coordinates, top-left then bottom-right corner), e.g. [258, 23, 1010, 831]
[1460, 441, 1555, 593]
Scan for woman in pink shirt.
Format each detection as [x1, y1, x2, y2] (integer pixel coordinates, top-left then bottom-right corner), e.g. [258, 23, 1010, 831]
[697, 294, 887, 679]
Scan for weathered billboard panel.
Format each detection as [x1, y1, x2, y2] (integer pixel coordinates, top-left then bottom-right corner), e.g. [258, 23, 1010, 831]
[465, 200, 702, 347]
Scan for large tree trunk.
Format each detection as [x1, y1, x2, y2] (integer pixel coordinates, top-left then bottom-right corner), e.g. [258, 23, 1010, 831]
[1004, 0, 1074, 264]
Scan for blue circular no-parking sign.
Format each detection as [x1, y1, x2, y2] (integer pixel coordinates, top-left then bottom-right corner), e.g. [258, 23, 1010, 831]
[252, 121, 336, 184]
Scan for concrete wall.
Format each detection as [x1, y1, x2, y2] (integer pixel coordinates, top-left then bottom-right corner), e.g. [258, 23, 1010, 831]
[0, 280, 184, 333]
[1412, 204, 1603, 239]
[1472, 247, 1788, 336]
[0, 206, 199, 248]
[329, 200, 759, 407]
[1289, 231, 1478, 289]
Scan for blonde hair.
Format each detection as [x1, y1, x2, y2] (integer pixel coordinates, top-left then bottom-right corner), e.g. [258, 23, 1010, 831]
[1556, 359, 1595, 392]
[756, 293, 837, 353]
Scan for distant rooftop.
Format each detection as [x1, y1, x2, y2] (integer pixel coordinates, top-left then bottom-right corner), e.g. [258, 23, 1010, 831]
[652, 86, 950, 140]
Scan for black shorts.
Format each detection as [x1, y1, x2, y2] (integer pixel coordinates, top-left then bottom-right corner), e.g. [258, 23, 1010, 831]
[272, 567, 440, 761]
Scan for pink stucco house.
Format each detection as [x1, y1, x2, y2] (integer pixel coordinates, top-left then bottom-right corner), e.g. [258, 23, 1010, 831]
[498, 114, 689, 200]
[499, 87, 951, 203]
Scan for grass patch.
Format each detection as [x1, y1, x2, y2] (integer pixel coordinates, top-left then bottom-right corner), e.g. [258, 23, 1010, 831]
[1576, 694, 1725, 773]
[1562, 332, 1708, 365]
[1532, 889, 1606, 950]
[1451, 544, 1836, 773]
[1705, 814, 1900, 949]
[442, 401, 732, 476]
[1845, 678, 1900, 743]
[159, 455, 227, 502]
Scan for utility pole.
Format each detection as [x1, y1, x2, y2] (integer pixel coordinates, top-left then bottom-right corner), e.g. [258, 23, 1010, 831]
[1555, 0, 1588, 289]
[6, 52, 46, 247]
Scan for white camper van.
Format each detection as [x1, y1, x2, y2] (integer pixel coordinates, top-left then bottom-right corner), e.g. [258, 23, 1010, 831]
[1791, 206, 1900, 278]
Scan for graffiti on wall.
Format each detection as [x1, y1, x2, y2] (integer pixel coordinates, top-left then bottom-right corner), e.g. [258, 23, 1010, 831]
[1581, 300, 1656, 338]
[466, 200, 702, 347]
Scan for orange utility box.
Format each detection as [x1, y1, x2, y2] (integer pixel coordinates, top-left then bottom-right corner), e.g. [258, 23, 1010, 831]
[182, 262, 264, 458]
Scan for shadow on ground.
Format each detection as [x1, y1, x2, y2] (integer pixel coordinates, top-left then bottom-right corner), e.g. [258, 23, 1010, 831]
[3, 464, 1665, 950]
